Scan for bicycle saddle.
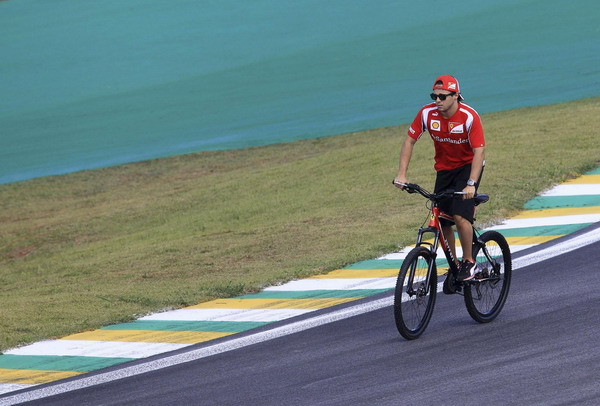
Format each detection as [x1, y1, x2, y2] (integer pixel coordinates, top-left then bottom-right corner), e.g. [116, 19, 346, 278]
[474, 194, 489, 206]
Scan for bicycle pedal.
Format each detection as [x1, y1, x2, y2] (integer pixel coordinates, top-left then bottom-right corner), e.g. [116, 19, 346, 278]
[443, 274, 459, 295]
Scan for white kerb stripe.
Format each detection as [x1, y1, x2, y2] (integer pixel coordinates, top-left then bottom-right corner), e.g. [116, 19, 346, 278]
[4, 340, 186, 359]
[264, 277, 397, 291]
[2, 227, 599, 406]
[540, 184, 600, 196]
[378, 243, 536, 260]
[489, 214, 600, 229]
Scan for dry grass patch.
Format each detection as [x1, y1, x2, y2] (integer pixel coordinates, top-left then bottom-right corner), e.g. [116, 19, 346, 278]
[1, 97, 599, 350]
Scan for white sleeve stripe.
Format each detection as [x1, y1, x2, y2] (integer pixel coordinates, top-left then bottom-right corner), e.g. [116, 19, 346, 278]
[459, 107, 474, 132]
[421, 107, 438, 132]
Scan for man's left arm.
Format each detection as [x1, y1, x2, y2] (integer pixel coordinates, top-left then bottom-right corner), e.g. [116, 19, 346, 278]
[463, 147, 485, 199]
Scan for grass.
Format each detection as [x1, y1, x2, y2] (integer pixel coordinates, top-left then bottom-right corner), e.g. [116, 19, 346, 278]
[1, 97, 599, 351]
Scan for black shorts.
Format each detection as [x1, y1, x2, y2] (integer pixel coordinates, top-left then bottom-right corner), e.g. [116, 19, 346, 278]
[434, 164, 483, 226]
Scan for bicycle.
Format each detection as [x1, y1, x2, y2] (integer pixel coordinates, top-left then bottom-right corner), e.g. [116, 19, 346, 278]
[392, 181, 512, 340]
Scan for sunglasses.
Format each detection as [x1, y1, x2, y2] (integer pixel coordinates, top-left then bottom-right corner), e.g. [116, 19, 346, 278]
[430, 92, 455, 101]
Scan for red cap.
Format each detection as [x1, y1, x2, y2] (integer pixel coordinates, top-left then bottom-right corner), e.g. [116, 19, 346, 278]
[433, 75, 464, 100]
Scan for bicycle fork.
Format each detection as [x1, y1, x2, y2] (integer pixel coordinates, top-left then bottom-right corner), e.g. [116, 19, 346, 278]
[407, 226, 441, 297]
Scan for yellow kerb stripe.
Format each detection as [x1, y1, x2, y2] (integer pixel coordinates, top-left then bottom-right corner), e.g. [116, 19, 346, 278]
[188, 298, 356, 310]
[563, 175, 600, 184]
[329, 267, 429, 278]
[0, 368, 81, 385]
[505, 235, 561, 245]
[61, 330, 232, 344]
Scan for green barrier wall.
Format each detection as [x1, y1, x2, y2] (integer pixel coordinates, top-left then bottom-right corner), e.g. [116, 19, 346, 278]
[1, 0, 598, 184]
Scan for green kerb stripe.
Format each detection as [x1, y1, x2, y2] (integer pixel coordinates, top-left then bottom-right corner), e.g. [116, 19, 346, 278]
[489, 223, 591, 237]
[341, 224, 592, 271]
[0, 354, 134, 372]
[237, 289, 390, 299]
[344, 260, 403, 270]
[101, 320, 270, 333]
[524, 195, 600, 209]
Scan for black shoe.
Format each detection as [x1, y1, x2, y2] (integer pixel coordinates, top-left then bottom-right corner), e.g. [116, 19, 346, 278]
[457, 260, 479, 281]
[443, 272, 456, 294]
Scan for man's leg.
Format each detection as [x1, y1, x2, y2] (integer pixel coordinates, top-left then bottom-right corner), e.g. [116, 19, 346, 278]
[454, 214, 473, 261]
[441, 224, 460, 294]
[455, 214, 480, 280]
[442, 225, 457, 263]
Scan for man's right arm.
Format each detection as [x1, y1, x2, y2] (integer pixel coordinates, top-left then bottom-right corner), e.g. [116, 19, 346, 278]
[394, 136, 417, 187]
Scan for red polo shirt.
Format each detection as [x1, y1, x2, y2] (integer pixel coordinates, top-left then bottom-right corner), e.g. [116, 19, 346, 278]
[408, 102, 485, 171]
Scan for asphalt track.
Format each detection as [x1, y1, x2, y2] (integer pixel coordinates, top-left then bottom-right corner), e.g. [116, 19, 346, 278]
[6, 226, 600, 405]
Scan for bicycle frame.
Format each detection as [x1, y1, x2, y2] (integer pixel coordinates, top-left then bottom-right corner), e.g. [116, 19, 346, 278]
[393, 181, 511, 338]
[408, 204, 458, 296]
[398, 181, 488, 296]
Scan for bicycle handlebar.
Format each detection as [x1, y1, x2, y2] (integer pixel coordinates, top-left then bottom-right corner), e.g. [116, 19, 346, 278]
[392, 181, 452, 200]
[392, 180, 489, 205]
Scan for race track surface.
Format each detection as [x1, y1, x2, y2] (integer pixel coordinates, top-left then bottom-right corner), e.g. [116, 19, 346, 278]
[8, 234, 600, 405]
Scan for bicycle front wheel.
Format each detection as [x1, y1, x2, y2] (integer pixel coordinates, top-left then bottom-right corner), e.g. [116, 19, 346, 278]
[394, 246, 437, 340]
[464, 230, 512, 323]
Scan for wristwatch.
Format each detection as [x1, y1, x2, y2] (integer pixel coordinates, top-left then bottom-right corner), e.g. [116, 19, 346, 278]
[466, 179, 476, 187]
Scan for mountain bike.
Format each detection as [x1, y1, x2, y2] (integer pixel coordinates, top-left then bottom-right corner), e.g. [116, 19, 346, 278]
[392, 181, 512, 340]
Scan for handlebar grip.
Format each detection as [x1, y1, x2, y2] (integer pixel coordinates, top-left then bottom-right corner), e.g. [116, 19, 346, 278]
[393, 180, 420, 194]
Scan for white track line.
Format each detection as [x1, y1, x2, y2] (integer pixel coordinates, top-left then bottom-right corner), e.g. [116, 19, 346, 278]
[3, 226, 599, 406]
[0, 385, 32, 397]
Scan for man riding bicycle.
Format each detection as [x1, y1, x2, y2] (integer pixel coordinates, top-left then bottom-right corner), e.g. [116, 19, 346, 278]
[394, 75, 485, 283]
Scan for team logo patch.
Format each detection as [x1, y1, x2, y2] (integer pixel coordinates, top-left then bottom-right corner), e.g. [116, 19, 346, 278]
[447, 82, 457, 90]
[449, 123, 464, 133]
[430, 120, 440, 131]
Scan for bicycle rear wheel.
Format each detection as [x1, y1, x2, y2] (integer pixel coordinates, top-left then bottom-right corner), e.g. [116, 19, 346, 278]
[394, 246, 437, 340]
[464, 230, 512, 323]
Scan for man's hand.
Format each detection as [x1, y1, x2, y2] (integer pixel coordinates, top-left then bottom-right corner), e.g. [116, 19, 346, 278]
[462, 185, 476, 199]
[393, 176, 408, 189]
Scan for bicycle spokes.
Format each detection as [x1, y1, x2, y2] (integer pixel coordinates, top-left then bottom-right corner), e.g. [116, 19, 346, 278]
[394, 247, 437, 340]
[464, 231, 512, 323]
[393, 183, 512, 338]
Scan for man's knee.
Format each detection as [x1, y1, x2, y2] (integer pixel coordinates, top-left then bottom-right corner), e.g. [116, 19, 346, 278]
[453, 214, 471, 228]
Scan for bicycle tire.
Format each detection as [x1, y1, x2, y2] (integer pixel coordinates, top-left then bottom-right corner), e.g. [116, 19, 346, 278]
[394, 246, 437, 340]
[464, 230, 512, 323]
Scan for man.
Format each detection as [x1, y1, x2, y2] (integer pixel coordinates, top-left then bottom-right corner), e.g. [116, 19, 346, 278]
[394, 74, 485, 283]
